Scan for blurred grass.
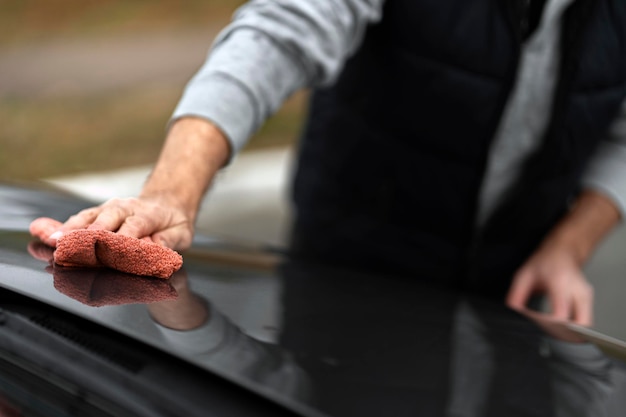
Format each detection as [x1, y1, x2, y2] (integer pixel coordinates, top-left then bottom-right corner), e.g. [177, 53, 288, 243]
[0, 0, 305, 180]
[0, 87, 307, 180]
[0, 0, 245, 45]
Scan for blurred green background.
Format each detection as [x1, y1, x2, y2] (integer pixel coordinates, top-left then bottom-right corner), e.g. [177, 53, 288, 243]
[0, 0, 306, 180]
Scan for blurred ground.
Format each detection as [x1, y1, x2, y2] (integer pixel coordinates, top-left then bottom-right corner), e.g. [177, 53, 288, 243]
[0, 0, 305, 180]
[0, 29, 220, 97]
[0, 0, 245, 44]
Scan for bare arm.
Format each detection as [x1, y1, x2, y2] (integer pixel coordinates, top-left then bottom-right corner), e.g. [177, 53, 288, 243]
[53, 117, 229, 250]
[140, 117, 230, 226]
[507, 189, 621, 325]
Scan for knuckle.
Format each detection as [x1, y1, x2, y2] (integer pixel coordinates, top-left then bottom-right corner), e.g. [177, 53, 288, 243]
[109, 208, 128, 225]
[105, 197, 123, 206]
[124, 215, 148, 231]
[179, 235, 193, 250]
[581, 282, 594, 298]
[77, 207, 99, 218]
[103, 197, 134, 210]
[120, 197, 137, 208]
[66, 213, 81, 223]
[94, 205, 125, 225]
[65, 212, 89, 226]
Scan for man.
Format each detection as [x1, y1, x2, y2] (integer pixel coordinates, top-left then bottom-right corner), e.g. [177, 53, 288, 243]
[48, 0, 626, 325]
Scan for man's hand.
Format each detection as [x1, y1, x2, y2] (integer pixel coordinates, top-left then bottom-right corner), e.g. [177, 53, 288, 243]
[52, 196, 195, 250]
[47, 117, 231, 251]
[506, 190, 621, 326]
[507, 242, 593, 326]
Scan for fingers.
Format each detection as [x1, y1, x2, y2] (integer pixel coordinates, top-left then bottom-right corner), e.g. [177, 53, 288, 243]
[30, 196, 194, 253]
[546, 272, 593, 326]
[115, 206, 193, 249]
[61, 198, 140, 235]
[546, 281, 570, 322]
[29, 217, 64, 247]
[42, 199, 132, 244]
[61, 207, 102, 231]
[116, 214, 156, 239]
[506, 269, 534, 310]
[45, 206, 103, 245]
[52, 197, 192, 250]
[87, 198, 135, 232]
[152, 229, 193, 251]
[506, 266, 594, 327]
[570, 281, 594, 326]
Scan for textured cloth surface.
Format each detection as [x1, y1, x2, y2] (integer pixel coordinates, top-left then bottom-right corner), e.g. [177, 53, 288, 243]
[30, 217, 183, 279]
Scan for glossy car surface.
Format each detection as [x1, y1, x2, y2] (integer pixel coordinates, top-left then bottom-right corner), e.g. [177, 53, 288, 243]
[2, 182, 626, 417]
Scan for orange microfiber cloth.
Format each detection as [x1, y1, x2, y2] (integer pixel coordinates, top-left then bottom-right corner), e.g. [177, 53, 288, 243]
[30, 217, 183, 279]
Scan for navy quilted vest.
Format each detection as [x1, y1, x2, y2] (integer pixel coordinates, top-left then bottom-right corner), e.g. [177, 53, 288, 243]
[290, 0, 626, 294]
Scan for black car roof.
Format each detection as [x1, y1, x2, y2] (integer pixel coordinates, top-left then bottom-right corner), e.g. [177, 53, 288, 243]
[2, 182, 626, 417]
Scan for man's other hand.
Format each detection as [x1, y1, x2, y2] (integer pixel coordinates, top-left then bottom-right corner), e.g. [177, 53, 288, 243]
[506, 189, 621, 327]
[506, 243, 593, 326]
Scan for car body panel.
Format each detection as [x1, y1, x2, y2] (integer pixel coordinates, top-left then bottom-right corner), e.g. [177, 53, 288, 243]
[2, 182, 626, 417]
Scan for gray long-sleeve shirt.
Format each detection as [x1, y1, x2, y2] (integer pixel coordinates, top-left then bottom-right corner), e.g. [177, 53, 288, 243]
[172, 0, 626, 223]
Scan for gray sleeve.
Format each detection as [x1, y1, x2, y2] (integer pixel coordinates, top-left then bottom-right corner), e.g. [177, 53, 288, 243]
[582, 100, 626, 216]
[172, 0, 385, 154]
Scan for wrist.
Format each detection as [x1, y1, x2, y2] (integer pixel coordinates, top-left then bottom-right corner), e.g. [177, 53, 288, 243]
[539, 230, 589, 267]
[539, 190, 620, 265]
[140, 117, 231, 222]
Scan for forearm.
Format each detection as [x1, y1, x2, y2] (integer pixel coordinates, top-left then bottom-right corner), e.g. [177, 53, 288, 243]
[141, 117, 230, 224]
[507, 189, 620, 324]
[539, 189, 621, 265]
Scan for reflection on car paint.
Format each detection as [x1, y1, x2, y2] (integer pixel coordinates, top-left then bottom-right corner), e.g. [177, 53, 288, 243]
[148, 269, 313, 403]
[28, 241, 178, 307]
[3, 183, 626, 417]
